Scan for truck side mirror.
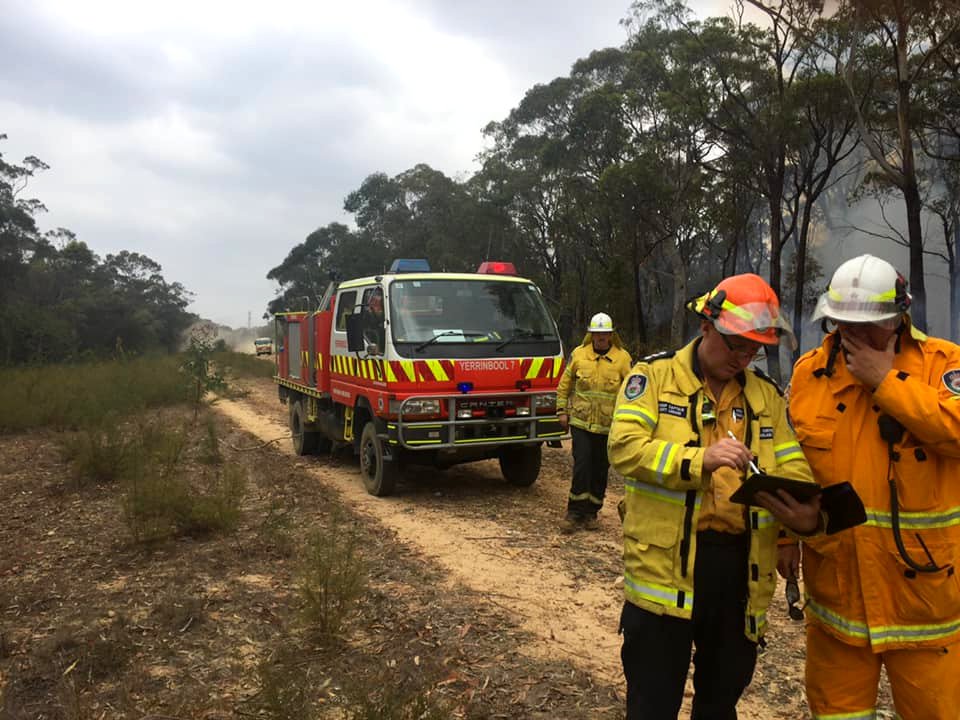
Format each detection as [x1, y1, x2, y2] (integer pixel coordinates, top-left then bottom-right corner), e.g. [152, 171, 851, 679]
[346, 314, 365, 352]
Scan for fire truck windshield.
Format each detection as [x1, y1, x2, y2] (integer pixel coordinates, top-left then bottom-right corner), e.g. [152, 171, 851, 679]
[389, 279, 560, 358]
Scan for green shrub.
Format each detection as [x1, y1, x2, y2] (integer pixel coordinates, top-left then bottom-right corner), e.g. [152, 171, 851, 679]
[123, 463, 245, 542]
[61, 426, 130, 487]
[256, 642, 315, 720]
[180, 333, 227, 417]
[257, 501, 296, 558]
[213, 349, 276, 379]
[344, 684, 451, 720]
[199, 414, 223, 465]
[298, 520, 367, 639]
[0, 355, 190, 433]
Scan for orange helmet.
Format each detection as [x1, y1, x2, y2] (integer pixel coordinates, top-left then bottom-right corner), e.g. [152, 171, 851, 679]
[687, 273, 796, 348]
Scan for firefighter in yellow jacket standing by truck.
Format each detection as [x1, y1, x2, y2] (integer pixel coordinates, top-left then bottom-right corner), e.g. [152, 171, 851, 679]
[556, 312, 632, 532]
[789, 254, 960, 720]
[609, 274, 822, 720]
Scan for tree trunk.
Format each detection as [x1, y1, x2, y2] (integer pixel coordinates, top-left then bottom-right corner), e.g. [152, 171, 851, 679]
[792, 202, 815, 363]
[952, 213, 959, 343]
[632, 231, 647, 348]
[665, 236, 688, 348]
[903, 178, 927, 331]
[765, 188, 784, 384]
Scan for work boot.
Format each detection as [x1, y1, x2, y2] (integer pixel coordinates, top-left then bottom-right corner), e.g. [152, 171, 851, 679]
[583, 515, 600, 531]
[559, 512, 581, 534]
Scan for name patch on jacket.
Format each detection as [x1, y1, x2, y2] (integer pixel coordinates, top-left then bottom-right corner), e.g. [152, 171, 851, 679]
[658, 402, 688, 418]
[731, 407, 744, 422]
[943, 368, 960, 395]
[759, 426, 774, 439]
[624, 374, 647, 400]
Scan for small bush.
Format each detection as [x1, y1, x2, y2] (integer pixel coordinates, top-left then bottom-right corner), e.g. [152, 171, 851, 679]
[199, 414, 223, 465]
[0, 355, 190, 433]
[213, 349, 275, 379]
[298, 519, 367, 639]
[257, 642, 316, 720]
[344, 676, 451, 720]
[123, 464, 245, 542]
[61, 425, 130, 487]
[257, 501, 296, 558]
[180, 333, 228, 418]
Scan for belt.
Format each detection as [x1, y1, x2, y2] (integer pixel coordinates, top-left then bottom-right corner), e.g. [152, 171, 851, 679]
[697, 529, 749, 546]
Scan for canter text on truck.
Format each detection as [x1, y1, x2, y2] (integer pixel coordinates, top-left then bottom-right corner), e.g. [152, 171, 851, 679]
[272, 259, 569, 496]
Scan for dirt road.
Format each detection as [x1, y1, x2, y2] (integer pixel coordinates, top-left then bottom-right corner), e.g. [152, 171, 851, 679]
[216, 377, 817, 719]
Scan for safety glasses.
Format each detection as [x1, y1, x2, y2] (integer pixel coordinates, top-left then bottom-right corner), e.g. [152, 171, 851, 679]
[718, 331, 766, 361]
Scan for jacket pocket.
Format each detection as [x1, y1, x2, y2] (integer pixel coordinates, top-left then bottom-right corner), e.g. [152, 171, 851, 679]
[802, 535, 847, 608]
[893, 447, 941, 512]
[877, 540, 960, 632]
[795, 426, 835, 482]
[624, 497, 682, 550]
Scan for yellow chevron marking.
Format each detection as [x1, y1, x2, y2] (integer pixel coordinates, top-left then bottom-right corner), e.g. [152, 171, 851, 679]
[401, 361, 416, 382]
[316, 353, 323, 370]
[553, 356, 563, 378]
[426, 359, 448, 381]
[384, 361, 397, 383]
[527, 357, 544, 379]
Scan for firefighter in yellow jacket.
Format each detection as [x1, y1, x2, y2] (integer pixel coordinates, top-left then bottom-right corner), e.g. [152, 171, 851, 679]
[556, 312, 632, 532]
[609, 274, 822, 720]
[789, 254, 960, 720]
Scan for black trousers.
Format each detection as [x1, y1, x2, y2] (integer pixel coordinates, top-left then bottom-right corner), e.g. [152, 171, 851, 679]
[620, 531, 758, 720]
[567, 425, 609, 517]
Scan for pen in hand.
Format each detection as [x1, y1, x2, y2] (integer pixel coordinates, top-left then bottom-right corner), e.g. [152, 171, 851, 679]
[728, 430, 761, 475]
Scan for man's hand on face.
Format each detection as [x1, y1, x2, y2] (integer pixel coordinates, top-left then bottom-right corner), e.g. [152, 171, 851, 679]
[842, 330, 896, 389]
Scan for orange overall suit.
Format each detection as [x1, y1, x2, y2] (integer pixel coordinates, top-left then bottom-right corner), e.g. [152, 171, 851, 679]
[790, 323, 960, 719]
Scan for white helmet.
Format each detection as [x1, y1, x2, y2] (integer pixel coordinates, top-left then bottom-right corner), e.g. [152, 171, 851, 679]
[811, 254, 910, 323]
[588, 312, 614, 333]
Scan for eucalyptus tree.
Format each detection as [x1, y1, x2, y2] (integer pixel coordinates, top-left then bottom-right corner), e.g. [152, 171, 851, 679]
[760, 0, 960, 331]
[480, 74, 611, 339]
[581, 23, 719, 348]
[628, 0, 864, 374]
[266, 222, 375, 314]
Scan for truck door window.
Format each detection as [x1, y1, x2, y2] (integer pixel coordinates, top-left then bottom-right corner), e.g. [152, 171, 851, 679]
[335, 291, 357, 331]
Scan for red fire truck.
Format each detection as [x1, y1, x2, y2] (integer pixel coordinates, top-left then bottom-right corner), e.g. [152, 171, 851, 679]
[273, 259, 567, 496]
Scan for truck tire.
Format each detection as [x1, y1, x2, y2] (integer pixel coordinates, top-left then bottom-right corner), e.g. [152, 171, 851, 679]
[499, 444, 541, 487]
[359, 421, 399, 496]
[290, 400, 318, 455]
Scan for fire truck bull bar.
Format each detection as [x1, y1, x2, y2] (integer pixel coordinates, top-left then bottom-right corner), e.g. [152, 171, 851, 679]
[387, 391, 569, 450]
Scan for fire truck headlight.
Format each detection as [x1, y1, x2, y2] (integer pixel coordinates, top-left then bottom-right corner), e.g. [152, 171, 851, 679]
[534, 393, 557, 411]
[515, 407, 531, 416]
[456, 408, 473, 419]
[400, 398, 441, 416]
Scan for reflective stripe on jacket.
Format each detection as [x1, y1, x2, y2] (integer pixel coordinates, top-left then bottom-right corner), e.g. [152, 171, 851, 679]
[608, 338, 815, 642]
[556, 336, 632, 435]
[790, 324, 960, 651]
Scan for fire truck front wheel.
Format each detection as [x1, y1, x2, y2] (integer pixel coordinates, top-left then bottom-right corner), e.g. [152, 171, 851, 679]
[359, 421, 400, 496]
[499, 444, 542, 487]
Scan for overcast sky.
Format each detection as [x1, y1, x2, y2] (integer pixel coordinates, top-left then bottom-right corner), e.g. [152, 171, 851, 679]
[2, 0, 731, 329]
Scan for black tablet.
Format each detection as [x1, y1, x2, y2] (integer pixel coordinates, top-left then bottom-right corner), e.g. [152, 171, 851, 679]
[729, 473, 823, 506]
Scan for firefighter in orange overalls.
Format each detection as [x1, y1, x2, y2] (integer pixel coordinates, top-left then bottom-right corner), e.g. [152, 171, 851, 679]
[789, 254, 960, 720]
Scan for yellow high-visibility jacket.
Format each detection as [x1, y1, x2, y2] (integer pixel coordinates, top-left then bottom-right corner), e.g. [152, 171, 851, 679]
[608, 339, 815, 642]
[556, 335, 632, 435]
[790, 324, 960, 651]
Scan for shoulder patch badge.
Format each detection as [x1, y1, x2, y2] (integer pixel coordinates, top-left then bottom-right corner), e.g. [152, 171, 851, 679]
[624, 373, 648, 400]
[943, 369, 960, 395]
